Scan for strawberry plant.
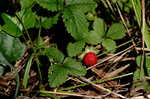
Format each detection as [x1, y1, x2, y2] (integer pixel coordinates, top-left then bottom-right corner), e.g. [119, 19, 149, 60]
[85, 17, 126, 52]
[0, 0, 150, 98]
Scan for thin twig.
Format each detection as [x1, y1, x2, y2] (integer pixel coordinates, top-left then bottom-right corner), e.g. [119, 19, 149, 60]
[116, 3, 138, 54]
[112, 50, 129, 63]
[37, 90, 103, 99]
[136, 47, 150, 51]
[79, 77, 127, 99]
[103, 64, 130, 79]
[141, 0, 146, 81]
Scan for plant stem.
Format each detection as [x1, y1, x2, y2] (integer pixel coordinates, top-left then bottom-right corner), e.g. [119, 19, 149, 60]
[15, 14, 33, 46]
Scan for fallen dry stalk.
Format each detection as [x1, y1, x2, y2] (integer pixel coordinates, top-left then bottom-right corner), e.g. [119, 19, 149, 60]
[37, 90, 103, 99]
[136, 47, 150, 51]
[103, 64, 130, 79]
[79, 77, 127, 99]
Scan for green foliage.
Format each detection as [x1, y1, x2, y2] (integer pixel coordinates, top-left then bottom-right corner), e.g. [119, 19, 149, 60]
[102, 39, 117, 52]
[65, 0, 97, 13]
[0, 31, 26, 63]
[0, 13, 22, 37]
[93, 18, 106, 35]
[84, 18, 106, 45]
[104, 22, 126, 52]
[41, 14, 59, 29]
[0, 53, 10, 67]
[107, 23, 126, 40]
[133, 68, 141, 81]
[34, 36, 46, 49]
[0, 31, 25, 76]
[84, 18, 125, 52]
[84, 31, 103, 45]
[86, 12, 96, 21]
[63, 0, 97, 40]
[113, 0, 132, 12]
[22, 9, 38, 29]
[21, 0, 35, 9]
[36, 0, 64, 11]
[132, 0, 141, 27]
[67, 41, 85, 57]
[23, 55, 33, 88]
[20, 0, 61, 29]
[48, 64, 69, 88]
[63, 8, 89, 40]
[48, 57, 86, 87]
[63, 58, 86, 76]
[136, 55, 150, 77]
[135, 55, 150, 91]
[0, 0, 134, 93]
[142, 22, 150, 49]
[44, 47, 64, 63]
[0, 66, 4, 76]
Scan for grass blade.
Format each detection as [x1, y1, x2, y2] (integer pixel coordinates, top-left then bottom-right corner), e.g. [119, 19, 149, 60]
[132, 0, 142, 27]
[23, 55, 33, 88]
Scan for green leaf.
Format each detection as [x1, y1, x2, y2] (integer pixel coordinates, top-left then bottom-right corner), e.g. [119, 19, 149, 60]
[48, 57, 86, 87]
[93, 18, 106, 36]
[133, 68, 141, 81]
[106, 23, 126, 40]
[136, 55, 150, 77]
[86, 12, 96, 21]
[0, 13, 22, 37]
[113, 0, 132, 12]
[22, 9, 38, 29]
[132, 0, 141, 27]
[135, 55, 150, 91]
[0, 31, 26, 63]
[36, 0, 64, 11]
[67, 41, 85, 57]
[133, 67, 143, 88]
[21, 0, 35, 9]
[41, 14, 59, 29]
[112, 0, 128, 3]
[23, 55, 33, 88]
[44, 47, 64, 63]
[34, 36, 47, 49]
[0, 52, 10, 66]
[65, 0, 97, 13]
[84, 31, 103, 45]
[63, 8, 89, 40]
[63, 57, 87, 76]
[48, 64, 68, 87]
[102, 39, 117, 52]
[142, 23, 150, 49]
[0, 52, 11, 76]
[134, 55, 143, 81]
[0, 65, 4, 76]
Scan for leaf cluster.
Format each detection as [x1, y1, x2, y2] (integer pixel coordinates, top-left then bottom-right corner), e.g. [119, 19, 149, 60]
[45, 47, 86, 87]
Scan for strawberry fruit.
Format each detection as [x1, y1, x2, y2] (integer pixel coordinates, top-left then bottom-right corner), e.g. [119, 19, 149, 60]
[83, 52, 97, 66]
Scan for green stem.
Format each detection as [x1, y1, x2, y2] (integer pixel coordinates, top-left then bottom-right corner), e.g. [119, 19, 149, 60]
[15, 14, 33, 46]
[35, 58, 42, 81]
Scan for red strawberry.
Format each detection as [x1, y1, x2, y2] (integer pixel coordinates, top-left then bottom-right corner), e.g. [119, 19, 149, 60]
[83, 52, 97, 66]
